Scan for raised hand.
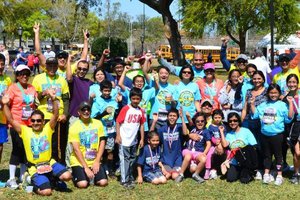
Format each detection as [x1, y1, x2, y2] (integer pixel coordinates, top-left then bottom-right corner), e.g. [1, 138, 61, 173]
[33, 22, 40, 33]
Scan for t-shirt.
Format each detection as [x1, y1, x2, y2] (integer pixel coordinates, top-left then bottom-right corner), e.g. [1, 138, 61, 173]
[185, 128, 211, 152]
[7, 83, 37, 126]
[116, 105, 146, 147]
[91, 96, 119, 135]
[89, 83, 118, 102]
[173, 81, 201, 123]
[0, 75, 12, 124]
[137, 145, 161, 174]
[108, 75, 132, 90]
[32, 73, 69, 119]
[197, 78, 223, 110]
[20, 123, 54, 175]
[252, 100, 292, 136]
[68, 119, 106, 167]
[208, 124, 226, 145]
[273, 68, 300, 95]
[69, 76, 93, 117]
[27, 54, 35, 67]
[158, 124, 183, 168]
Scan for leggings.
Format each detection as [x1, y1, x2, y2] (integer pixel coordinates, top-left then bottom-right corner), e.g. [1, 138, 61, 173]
[261, 133, 283, 171]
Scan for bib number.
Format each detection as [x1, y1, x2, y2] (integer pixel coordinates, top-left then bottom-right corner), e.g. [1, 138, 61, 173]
[85, 149, 97, 161]
[36, 163, 52, 174]
[22, 106, 33, 120]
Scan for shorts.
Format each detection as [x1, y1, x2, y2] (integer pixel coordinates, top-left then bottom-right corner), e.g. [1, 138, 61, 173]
[31, 162, 68, 190]
[105, 134, 116, 151]
[72, 165, 107, 186]
[144, 170, 164, 182]
[0, 124, 8, 144]
[163, 165, 180, 174]
[182, 149, 202, 161]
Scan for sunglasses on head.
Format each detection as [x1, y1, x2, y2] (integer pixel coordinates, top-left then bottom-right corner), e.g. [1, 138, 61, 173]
[78, 67, 88, 72]
[31, 119, 42, 123]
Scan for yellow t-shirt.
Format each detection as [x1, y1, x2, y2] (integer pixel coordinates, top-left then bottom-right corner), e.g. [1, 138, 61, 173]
[273, 68, 300, 94]
[20, 123, 54, 175]
[0, 75, 12, 124]
[56, 65, 76, 79]
[229, 65, 248, 78]
[68, 119, 106, 167]
[32, 73, 69, 119]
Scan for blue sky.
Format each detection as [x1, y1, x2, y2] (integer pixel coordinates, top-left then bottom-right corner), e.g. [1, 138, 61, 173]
[112, 0, 179, 20]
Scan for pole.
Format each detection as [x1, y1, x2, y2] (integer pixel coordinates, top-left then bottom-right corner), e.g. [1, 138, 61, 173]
[270, 0, 274, 69]
[141, 3, 145, 55]
[19, 35, 22, 47]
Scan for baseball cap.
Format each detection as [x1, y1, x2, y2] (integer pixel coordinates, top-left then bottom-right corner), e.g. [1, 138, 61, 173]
[201, 99, 213, 107]
[0, 53, 5, 63]
[15, 64, 30, 72]
[46, 45, 51, 49]
[46, 57, 58, 65]
[203, 63, 215, 71]
[278, 53, 291, 62]
[56, 51, 68, 59]
[78, 101, 91, 111]
[236, 54, 248, 62]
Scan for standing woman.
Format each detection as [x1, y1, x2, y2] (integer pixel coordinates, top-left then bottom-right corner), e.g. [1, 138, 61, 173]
[251, 84, 294, 186]
[174, 65, 201, 124]
[5, 65, 38, 189]
[218, 69, 243, 123]
[197, 63, 223, 110]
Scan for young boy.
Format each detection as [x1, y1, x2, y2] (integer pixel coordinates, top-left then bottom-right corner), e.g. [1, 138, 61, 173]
[116, 87, 145, 189]
[91, 80, 122, 177]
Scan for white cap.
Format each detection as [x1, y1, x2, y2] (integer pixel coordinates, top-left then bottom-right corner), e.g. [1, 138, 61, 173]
[46, 45, 51, 49]
[15, 64, 30, 72]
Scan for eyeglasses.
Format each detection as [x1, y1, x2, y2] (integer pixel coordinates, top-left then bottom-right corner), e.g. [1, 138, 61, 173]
[228, 119, 238, 123]
[78, 67, 88, 72]
[57, 56, 66, 60]
[182, 71, 192, 74]
[81, 107, 90, 112]
[31, 119, 43, 123]
[18, 70, 31, 76]
[194, 59, 204, 61]
[195, 120, 205, 123]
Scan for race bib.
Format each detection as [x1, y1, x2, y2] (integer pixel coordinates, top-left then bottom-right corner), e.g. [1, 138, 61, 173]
[85, 148, 97, 161]
[37, 163, 52, 174]
[47, 98, 53, 112]
[262, 107, 276, 124]
[22, 105, 33, 120]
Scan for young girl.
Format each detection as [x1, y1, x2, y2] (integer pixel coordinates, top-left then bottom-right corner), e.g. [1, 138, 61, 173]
[251, 83, 294, 186]
[205, 109, 228, 179]
[137, 131, 167, 185]
[175, 112, 211, 183]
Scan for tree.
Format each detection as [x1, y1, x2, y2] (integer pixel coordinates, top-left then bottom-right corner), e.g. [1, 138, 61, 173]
[139, 0, 186, 65]
[181, 0, 300, 53]
[91, 37, 127, 58]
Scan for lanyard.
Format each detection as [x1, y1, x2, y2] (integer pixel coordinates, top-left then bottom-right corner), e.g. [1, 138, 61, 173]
[46, 74, 56, 87]
[189, 129, 203, 150]
[148, 145, 159, 169]
[292, 91, 300, 114]
[167, 125, 177, 150]
[79, 120, 93, 148]
[205, 79, 216, 100]
[17, 82, 31, 105]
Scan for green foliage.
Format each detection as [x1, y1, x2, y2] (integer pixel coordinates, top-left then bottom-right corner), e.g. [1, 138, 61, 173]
[91, 37, 128, 58]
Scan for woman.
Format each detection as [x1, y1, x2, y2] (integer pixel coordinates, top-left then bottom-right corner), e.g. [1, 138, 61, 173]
[197, 63, 223, 110]
[174, 65, 201, 124]
[282, 74, 300, 184]
[218, 69, 243, 123]
[6, 64, 37, 189]
[220, 112, 257, 183]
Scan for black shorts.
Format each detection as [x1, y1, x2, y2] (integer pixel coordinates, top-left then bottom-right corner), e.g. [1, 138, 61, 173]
[71, 165, 107, 186]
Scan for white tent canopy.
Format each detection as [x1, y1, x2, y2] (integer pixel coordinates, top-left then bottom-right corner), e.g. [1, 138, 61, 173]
[257, 33, 300, 47]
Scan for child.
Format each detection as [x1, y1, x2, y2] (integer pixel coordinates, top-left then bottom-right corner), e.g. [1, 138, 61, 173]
[116, 87, 145, 189]
[251, 83, 294, 186]
[137, 131, 167, 185]
[150, 108, 188, 180]
[205, 109, 228, 179]
[175, 112, 211, 183]
[91, 80, 122, 177]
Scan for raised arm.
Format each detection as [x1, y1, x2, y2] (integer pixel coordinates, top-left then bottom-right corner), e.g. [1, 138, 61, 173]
[220, 38, 231, 71]
[156, 50, 177, 75]
[2, 95, 21, 133]
[48, 89, 59, 130]
[141, 54, 152, 85]
[219, 126, 229, 148]
[97, 49, 110, 69]
[66, 54, 73, 83]
[179, 108, 189, 135]
[80, 30, 89, 60]
[33, 22, 46, 67]
[118, 65, 131, 91]
[286, 96, 295, 119]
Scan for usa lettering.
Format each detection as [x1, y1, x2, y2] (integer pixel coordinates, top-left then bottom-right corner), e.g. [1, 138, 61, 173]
[127, 114, 142, 123]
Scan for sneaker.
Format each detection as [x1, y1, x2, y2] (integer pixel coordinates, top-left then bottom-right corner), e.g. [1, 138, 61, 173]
[282, 163, 290, 172]
[192, 173, 205, 184]
[174, 174, 184, 183]
[274, 175, 283, 186]
[0, 181, 6, 188]
[6, 178, 18, 190]
[209, 169, 218, 180]
[204, 169, 210, 180]
[255, 171, 263, 180]
[290, 174, 300, 184]
[21, 172, 31, 190]
[55, 181, 68, 190]
[263, 174, 272, 184]
[122, 182, 135, 189]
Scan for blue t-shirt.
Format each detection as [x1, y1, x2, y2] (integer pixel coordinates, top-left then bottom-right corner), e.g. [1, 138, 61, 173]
[91, 96, 119, 136]
[174, 66, 205, 83]
[251, 100, 292, 136]
[225, 127, 257, 149]
[208, 124, 225, 140]
[137, 145, 161, 174]
[185, 128, 211, 152]
[89, 83, 118, 102]
[158, 124, 183, 168]
[108, 75, 132, 90]
[174, 81, 201, 123]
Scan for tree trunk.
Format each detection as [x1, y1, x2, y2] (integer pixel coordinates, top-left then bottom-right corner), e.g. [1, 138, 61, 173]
[238, 30, 246, 54]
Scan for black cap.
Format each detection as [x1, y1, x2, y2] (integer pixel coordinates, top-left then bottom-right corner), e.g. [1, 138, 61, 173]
[56, 51, 68, 59]
[278, 53, 291, 62]
[46, 57, 58, 65]
[112, 57, 125, 68]
[79, 101, 91, 111]
[0, 53, 5, 63]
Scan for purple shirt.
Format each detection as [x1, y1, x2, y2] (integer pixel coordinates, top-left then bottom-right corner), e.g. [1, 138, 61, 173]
[69, 76, 93, 117]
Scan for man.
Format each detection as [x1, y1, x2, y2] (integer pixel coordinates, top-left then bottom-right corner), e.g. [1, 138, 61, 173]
[33, 23, 70, 164]
[16, 46, 27, 66]
[55, 51, 69, 79]
[157, 50, 206, 82]
[44, 45, 55, 60]
[0, 43, 9, 70]
[248, 49, 272, 83]
[2, 90, 72, 196]
[68, 102, 108, 188]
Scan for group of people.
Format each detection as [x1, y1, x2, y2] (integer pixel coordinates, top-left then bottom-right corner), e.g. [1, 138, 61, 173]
[0, 23, 299, 196]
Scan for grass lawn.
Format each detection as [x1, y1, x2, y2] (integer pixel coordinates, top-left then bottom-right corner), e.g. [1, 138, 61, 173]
[0, 68, 299, 200]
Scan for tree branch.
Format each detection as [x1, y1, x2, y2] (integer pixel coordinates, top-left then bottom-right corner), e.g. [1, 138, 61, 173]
[226, 22, 240, 45]
[139, 0, 161, 13]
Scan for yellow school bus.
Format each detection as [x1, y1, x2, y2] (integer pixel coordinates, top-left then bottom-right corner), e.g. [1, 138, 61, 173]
[182, 44, 195, 61]
[158, 45, 173, 61]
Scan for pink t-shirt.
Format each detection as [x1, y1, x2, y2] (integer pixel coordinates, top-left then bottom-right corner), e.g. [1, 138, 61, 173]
[7, 83, 37, 126]
[116, 105, 146, 147]
[197, 78, 224, 110]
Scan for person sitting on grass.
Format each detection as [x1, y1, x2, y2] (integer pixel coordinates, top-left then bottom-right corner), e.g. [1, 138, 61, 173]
[137, 131, 167, 185]
[175, 112, 211, 184]
[2, 89, 72, 196]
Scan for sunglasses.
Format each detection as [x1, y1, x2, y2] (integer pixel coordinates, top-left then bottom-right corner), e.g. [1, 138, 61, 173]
[18, 70, 31, 76]
[195, 120, 205, 123]
[182, 71, 192, 74]
[81, 107, 91, 112]
[78, 67, 88, 72]
[228, 119, 238, 123]
[31, 119, 43, 123]
[194, 59, 204, 61]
